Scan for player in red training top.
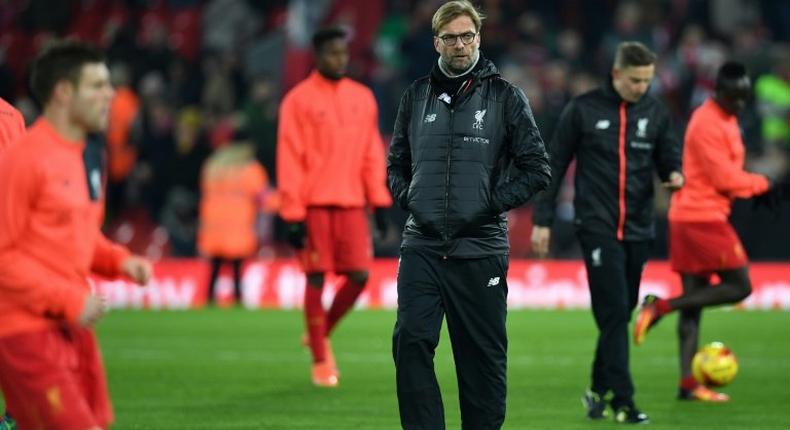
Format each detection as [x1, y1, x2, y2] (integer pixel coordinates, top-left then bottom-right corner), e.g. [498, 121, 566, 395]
[634, 62, 773, 402]
[0, 40, 153, 430]
[277, 27, 392, 387]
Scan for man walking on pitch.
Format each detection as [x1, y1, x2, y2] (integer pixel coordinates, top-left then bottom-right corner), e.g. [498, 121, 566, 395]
[388, 1, 551, 428]
[634, 61, 774, 402]
[277, 27, 392, 387]
[0, 40, 152, 430]
[532, 41, 684, 423]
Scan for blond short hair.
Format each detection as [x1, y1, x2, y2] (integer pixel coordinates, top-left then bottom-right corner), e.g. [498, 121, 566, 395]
[432, 1, 485, 35]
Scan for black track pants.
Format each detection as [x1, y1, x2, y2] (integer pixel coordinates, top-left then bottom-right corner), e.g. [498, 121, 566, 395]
[577, 232, 649, 409]
[393, 249, 509, 430]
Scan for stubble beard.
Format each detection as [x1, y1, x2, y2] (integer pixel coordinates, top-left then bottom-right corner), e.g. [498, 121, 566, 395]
[442, 51, 473, 75]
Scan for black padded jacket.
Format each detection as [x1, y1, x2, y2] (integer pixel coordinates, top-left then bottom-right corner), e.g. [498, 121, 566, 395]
[533, 80, 682, 240]
[387, 57, 551, 258]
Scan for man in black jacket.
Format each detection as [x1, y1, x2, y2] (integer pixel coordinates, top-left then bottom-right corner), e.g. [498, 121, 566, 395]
[387, 1, 550, 429]
[532, 41, 684, 424]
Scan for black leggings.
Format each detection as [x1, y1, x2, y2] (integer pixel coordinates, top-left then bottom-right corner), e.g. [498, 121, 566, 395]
[207, 257, 243, 304]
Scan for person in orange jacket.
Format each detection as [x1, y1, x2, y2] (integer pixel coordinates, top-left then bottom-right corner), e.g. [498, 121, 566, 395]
[105, 63, 140, 216]
[0, 96, 24, 152]
[0, 40, 153, 430]
[277, 26, 392, 387]
[634, 62, 773, 402]
[198, 136, 270, 306]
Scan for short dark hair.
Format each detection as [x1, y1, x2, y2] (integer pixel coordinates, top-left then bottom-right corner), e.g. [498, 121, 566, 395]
[613, 41, 656, 69]
[30, 39, 105, 105]
[312, 26, 347, 53]
[715, 61, 748, 90]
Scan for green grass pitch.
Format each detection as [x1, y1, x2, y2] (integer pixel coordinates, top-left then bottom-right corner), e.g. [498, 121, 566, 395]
[2, 309, 789, 429]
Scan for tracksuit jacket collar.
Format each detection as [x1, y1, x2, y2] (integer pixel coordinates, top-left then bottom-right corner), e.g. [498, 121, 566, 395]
[429, 53, 499, 106]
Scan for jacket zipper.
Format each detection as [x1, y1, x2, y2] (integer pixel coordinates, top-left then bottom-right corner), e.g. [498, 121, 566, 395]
[617, 101, 627, 241]
[443, 108, 454, 258]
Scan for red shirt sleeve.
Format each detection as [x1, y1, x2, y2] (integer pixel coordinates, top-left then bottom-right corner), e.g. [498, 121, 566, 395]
[276, 92, 307, 221]
[687, 125, 769, 198]
[0, 98, 25, 152]
[91, 232, 131, 277]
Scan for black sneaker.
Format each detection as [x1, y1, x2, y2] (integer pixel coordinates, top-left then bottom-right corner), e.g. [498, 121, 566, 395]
[613, 405, 649, 424]
[581, 389, 609, 419]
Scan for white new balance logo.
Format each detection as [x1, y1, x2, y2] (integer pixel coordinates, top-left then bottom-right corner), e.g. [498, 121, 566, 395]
[487, 277, 500, 287]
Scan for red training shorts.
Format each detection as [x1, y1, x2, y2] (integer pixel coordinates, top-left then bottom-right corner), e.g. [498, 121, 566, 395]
[301, 207, 372, 273]
[0, 326, 113, 430]
[669, 220, 748, 275]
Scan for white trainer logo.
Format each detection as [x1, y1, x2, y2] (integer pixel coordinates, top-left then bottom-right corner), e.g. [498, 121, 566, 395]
[637, 118, 649, 137]
[591, 248, 602, 267]
[424, 113, 437, 123]
[473, 109, 487, 130]
[595, 119, 610, 130]
[487, 276, 500, 287]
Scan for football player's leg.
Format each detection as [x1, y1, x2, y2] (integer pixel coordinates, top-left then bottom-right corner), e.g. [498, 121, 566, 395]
[677, 274, 706, 395]
[669, 267, 751, 310]
[326, 270, 368, 336]
[327, 207, 372, 337]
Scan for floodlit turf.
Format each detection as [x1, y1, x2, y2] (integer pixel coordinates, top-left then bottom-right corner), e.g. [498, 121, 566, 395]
[2, 309, 789, 429]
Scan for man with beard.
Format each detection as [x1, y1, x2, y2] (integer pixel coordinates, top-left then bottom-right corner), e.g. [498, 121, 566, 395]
[388, 1, 551, 428]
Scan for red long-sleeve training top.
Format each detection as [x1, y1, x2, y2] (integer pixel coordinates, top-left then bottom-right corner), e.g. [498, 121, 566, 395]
[0, 118, 130, 338]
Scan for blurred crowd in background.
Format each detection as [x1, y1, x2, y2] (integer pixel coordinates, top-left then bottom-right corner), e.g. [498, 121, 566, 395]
[1, 0, 788, 260]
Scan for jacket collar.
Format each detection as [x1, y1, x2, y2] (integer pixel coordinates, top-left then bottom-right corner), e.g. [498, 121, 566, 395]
[429, 53, 499, 105]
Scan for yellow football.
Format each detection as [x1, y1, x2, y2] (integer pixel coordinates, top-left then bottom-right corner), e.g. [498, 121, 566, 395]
[692, 342, 738, 387]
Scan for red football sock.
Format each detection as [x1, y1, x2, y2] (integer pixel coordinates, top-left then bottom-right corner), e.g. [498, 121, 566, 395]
[304, 285, 326, 363]
[680, 375, 698, 390]
[656, 298, 672, 315]
[325, 279, 366, 336]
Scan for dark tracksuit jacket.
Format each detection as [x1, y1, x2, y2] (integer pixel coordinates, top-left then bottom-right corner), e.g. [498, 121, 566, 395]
[533, 80, 681, 407]
[533, 81, 681, 240]
[388, 56, 550, 429]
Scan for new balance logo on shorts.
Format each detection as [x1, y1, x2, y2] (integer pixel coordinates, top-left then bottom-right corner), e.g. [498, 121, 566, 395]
[487, 277, 500, 287]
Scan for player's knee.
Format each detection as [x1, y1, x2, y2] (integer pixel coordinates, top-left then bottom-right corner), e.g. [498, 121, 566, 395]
[722, 268, 752, 301]
[306, 273, 325, 288]
[735, 278, 752, 301]
[346, 270, 369, 285]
